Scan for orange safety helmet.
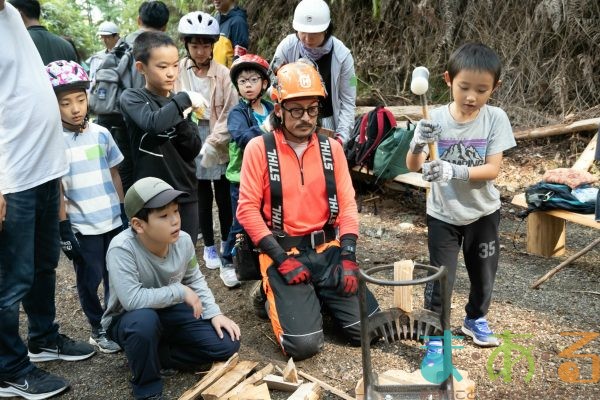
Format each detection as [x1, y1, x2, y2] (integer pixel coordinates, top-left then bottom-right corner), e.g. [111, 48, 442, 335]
[274, 61, 326, 103]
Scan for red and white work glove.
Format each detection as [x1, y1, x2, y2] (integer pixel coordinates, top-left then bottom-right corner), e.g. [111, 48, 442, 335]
[277, 257, 311, 285]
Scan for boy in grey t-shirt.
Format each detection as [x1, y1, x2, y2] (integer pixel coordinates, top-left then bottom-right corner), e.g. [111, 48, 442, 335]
[407, 43, 516, 353]
[101, 177, 240, 400]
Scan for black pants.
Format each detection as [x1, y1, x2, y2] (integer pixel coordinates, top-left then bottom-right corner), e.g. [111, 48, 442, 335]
[179, 201, 199, 247]
[424, 210, 500, 320]
[197, 176, 232, 247]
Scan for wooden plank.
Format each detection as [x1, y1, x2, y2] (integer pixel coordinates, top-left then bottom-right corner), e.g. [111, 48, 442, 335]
[229, 383, 271, 400]
[572, 132, 598, 171]
[393, 260, 414, 312]
[287, 382, 321, 400]
[393, 172, 430, 188]
[263, 374, 304, 392]
[296, 370, 354, 400]
[221, 363, 274, 400]
[511, 193, 600, 229]
[527, 209, 566, 257]
[178, 354, 239, 400]
[201, 360, 258, 400]
[513, 118, 600, 140]
[356, 105, 443, 122]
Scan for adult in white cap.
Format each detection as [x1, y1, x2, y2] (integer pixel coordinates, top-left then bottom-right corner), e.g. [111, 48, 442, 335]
[270, 0, 357, 146]
[85, 21, 121, 87]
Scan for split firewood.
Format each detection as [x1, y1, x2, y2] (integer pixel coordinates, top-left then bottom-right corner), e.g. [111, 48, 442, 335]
[201, 360, 258, 400]
[263, 374, 304, 392]
[282, 358, 299, 383]
[296, 370, 354, 400]
[393, 260, 414, 313]
[178, 353, 239, 400]
[221, 363, 274, 399]
[229, 383, 271, 400]
[287, 382, 321, 400]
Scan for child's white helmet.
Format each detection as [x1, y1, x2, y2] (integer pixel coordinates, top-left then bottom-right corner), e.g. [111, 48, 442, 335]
[178, 11, 220, 42]
[293, 0, 331, 33]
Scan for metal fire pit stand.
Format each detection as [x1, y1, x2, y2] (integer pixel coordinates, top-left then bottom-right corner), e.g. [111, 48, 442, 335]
[358, 263, 453, 400]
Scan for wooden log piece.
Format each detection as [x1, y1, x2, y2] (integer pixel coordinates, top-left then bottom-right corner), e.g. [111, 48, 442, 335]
[201, 361, 258, 400]
[282, 358, 299, 383]
[393, 260, 415, 313]
[263, 374, 304, 392]
[513, 118, 600, 140]
[178, 353, 239, 400]
[229, 383, 271, 400]
[296, 370, 354, 400]
[221, 363, 274, 400]
[287, 382, 321, 400]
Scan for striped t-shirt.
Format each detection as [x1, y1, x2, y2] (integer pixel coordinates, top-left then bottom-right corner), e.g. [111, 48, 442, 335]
[62, 122, 124, 235]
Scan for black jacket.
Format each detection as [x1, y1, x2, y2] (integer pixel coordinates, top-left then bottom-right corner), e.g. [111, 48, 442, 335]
[120, 89, 200, 202]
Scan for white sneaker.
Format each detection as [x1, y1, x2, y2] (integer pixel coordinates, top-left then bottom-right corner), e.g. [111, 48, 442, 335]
[203, 246, 222, 270]
[220, 264, 241, 288]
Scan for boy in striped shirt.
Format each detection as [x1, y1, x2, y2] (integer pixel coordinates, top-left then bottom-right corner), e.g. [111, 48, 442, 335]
[46, 60, 127, 354]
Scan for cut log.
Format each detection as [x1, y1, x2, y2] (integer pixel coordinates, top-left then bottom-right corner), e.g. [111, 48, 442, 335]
[178, 353, 239, 400]
[221, 363, 274, 400]
[355, 368, 475, 400]
[296, 370, 354, 400]
[513, 118, 600, 140]
[393, 260, 415, 312]
[287, 382, 321, 400]
[201, 360, 258, 400]
[263, 374, 304, 392]
[572, 132, 598, 171]
[229, 383, 271, 400]
[282, 358, 299, 383]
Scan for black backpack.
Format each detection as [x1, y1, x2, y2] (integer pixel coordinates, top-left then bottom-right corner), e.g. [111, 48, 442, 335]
[520, 182, 596, 217]
[344, 106, 396, 170]
[89, 41, 135, 115]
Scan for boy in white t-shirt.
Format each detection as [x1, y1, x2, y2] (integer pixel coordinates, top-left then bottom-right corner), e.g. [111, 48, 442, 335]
[46, 60, 128, 354]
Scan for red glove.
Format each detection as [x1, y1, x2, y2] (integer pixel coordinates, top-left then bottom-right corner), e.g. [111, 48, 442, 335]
[277, 257, 311, 285]
[338, 254, 359, 296]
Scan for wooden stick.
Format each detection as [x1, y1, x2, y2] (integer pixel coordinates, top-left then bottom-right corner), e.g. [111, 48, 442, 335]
[296, 370, 354, 400]
[531, 237, 600, 289]
[513, 117, 600, 140]
[572, 132, 598, 171]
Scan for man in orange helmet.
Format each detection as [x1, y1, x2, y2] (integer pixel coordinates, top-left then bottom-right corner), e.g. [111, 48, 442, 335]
[237, 61, 379, 360]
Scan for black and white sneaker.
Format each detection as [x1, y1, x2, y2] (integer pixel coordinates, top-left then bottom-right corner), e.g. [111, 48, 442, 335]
[0, 367, 69, 400]
[89, 329, 121, 354]
[28, 334, 96, 362]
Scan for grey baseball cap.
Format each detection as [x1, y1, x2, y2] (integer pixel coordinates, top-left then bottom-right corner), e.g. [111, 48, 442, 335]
[97, 21, 119, 36]
[124, 177, 187, 219]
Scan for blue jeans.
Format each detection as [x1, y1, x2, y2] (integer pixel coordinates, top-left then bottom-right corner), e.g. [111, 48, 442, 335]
[0, 179, 61, 380]
[109, 303, 240, 399]
[221, 183, 243, 264]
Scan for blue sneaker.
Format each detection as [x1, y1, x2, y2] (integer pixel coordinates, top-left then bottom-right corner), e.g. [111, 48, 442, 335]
[461, 317, 500, 347]
[422, 339, 443, 367]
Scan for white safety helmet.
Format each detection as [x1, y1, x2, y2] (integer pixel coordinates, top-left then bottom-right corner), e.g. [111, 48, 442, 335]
[97, 21, 119, 36]
[178, 11, 220, 42]
[293, 0, 331, 33]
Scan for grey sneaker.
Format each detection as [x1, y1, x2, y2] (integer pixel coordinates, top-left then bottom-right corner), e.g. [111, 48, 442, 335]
[220, 264, 241, 288]
[0, 367, 69, 400]
[28, 334, 95, 362]
[250, 281, 268, 320]
[89, 329, 121, 354]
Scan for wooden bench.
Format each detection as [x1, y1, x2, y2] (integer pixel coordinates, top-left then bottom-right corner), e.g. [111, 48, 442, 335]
[510, 132, 598, 257]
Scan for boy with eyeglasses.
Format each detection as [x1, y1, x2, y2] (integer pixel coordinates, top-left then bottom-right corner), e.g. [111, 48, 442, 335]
[218, 54, 273, 288]
[236, 61, 379, 360]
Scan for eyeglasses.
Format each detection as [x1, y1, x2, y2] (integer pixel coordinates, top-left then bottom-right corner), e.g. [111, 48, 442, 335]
[281, 104, 321, 119]
[237, 76, 262, 86]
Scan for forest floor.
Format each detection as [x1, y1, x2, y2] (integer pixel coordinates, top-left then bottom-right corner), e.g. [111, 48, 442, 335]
[18, 132, 600, 400]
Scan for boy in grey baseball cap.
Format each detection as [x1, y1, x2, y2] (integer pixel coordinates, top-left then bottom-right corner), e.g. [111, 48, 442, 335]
[102, 177, 241, 400]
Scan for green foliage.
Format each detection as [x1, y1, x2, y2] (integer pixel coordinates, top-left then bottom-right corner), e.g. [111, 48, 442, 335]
[40, 0, 95, 60]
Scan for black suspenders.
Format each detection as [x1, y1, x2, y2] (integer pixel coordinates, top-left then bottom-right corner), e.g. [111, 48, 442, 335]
[262, 132, 338, 232]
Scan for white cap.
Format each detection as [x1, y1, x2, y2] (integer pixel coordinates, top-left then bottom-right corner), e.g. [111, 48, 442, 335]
[97, 21, 119, 36]
[293, 0, 331, 33]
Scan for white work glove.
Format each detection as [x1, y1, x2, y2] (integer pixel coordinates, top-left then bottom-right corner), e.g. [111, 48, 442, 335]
[200, 142, 219, 168]
[183, 90, 209, 110]
[422, 159, 469, 182]
[410, 120, 442, 153]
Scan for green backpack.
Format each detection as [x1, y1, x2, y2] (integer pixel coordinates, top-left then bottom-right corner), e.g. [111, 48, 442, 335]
[372, 122, 416, 181]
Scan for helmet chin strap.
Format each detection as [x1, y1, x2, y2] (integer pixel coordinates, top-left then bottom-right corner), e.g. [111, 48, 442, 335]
[62, 114, 89, 135]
